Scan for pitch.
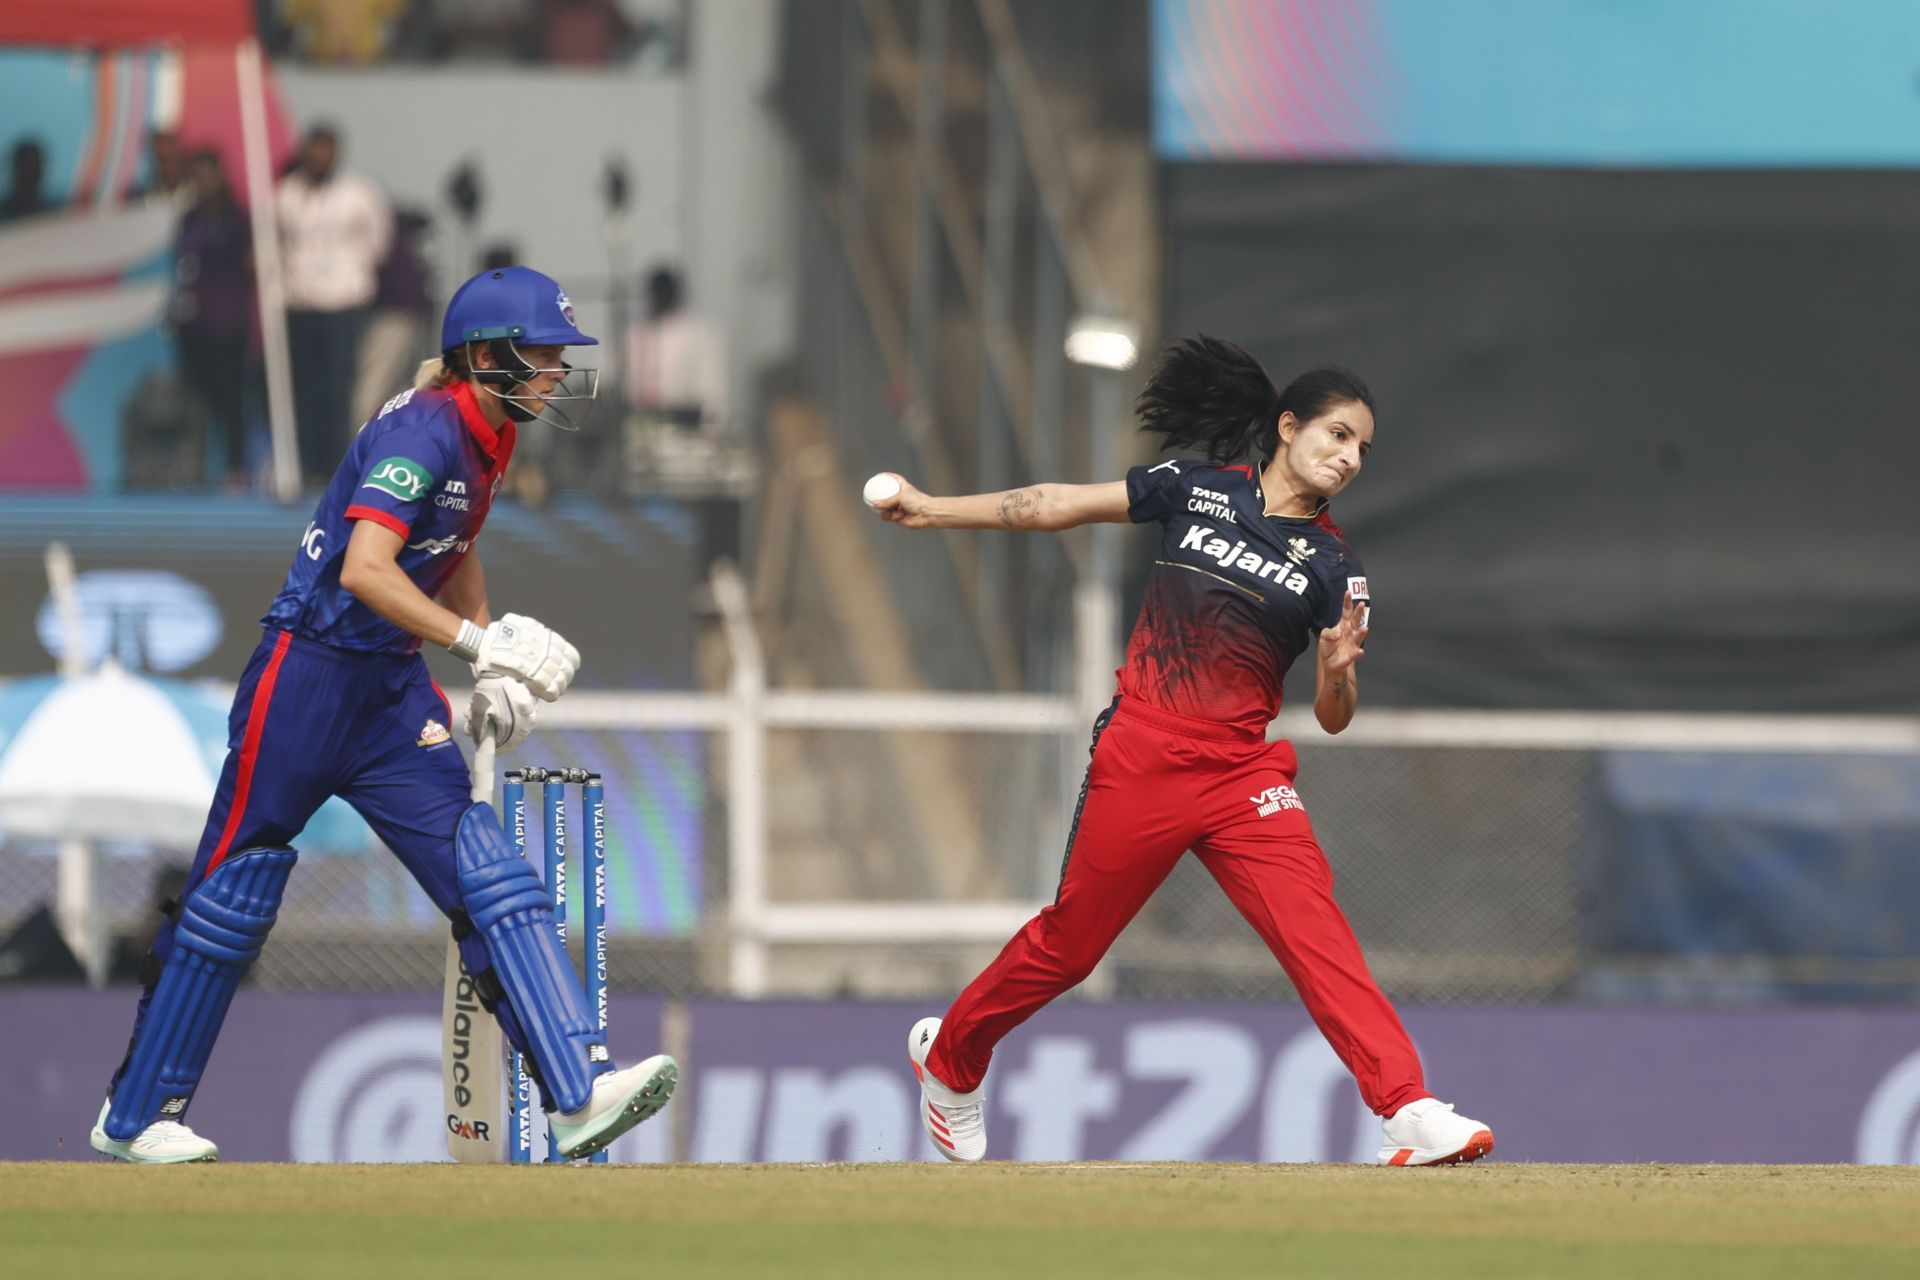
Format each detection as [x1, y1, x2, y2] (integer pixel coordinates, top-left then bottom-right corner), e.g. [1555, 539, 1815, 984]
[5, 1162, 1917, 1278]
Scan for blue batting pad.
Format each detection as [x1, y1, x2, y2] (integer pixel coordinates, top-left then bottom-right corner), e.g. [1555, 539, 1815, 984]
[455, 801, 607, 1114]
[103, 846, 296, 1140]
[454, 930, 543, 1089]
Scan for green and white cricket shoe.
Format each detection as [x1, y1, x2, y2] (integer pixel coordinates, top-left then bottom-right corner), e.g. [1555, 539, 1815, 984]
[89, 1099, 219, 1164]
[548, 1054, 678, 1160]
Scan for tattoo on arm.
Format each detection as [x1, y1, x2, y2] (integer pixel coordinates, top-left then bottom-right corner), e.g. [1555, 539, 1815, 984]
[997, 488, 1039, 528]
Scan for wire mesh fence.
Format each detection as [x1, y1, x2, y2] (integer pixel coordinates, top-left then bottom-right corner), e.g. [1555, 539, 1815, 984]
[1108, 741, 1587, 1004]
[4, 701, 1915, 1005]
[761, 724, 1077, 905]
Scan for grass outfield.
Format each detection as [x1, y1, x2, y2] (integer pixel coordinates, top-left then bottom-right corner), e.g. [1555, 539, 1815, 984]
[4, 1162, 1918, 1279]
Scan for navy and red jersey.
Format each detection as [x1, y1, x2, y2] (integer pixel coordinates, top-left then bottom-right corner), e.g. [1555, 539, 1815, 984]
[262, 380, 515, 653]
[1120, 459, 1369, 735]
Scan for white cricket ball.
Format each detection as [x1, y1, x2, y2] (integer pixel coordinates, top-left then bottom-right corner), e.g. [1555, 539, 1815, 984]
[863, 473, 902, 507]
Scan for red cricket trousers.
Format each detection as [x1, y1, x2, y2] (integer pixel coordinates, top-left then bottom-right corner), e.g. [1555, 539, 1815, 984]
[925, 695, 1431, 1117]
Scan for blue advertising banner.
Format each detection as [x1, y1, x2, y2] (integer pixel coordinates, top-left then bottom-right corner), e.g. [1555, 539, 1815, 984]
[8, 990, 1920, 1164]
[3, 988, 670, 1163]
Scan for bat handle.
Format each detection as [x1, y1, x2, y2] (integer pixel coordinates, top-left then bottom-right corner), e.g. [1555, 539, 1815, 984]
[470, 732, 497, 806]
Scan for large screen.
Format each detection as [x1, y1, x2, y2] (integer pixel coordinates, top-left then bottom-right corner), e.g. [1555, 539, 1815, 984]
[1154, 0, 1920, 168]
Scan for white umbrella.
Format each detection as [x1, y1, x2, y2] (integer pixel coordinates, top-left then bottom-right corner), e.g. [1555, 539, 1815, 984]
[5, 544, 375, 985]
[0, 663, 218, 846]
[0, 662, 222, 988]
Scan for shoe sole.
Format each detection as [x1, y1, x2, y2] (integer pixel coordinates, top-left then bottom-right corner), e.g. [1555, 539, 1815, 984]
[1382, 1128, 1495, 1167]
[557, 1059, 678, 1161]
[89, 1133, 218, 1164]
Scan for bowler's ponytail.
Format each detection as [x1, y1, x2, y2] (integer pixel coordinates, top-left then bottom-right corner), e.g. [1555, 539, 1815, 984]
[1135, 336, 1280, 462]
[1136, 335, 1376, 463]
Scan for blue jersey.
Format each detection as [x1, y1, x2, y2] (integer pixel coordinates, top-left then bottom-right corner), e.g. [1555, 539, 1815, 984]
[1120, 459, 1369, 734]
[263, 380, 515, 653]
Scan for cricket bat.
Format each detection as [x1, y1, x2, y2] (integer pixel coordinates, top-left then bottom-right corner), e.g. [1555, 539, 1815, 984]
[444, 732, 506, 1162]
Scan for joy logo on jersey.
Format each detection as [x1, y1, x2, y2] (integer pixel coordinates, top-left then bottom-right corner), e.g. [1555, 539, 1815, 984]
[363, 456, 436, 502]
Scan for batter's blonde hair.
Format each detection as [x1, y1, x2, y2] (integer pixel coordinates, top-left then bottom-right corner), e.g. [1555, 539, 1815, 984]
[412, 348, 474, 391]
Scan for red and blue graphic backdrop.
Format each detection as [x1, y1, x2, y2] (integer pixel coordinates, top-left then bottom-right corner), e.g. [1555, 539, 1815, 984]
[0, 47, 292, 490]
[1154, 0, 1920, 167]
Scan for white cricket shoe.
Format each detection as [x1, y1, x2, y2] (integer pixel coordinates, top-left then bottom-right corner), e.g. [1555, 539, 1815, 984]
[909, 1017, 986, 1163]
[1377, 1097, 1494, 1166]
[90, 1099, 219, 1164]
[547, 1054, 678, 1160]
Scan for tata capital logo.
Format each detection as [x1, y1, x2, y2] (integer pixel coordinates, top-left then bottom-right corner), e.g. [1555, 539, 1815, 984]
[1188, 485, 1237, 524]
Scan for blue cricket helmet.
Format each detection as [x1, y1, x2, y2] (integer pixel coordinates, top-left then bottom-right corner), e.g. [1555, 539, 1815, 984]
[440, 265, 598, 352]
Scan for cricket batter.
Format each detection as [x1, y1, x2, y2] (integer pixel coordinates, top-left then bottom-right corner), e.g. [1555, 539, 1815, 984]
[874, 337, 1494, 1166]
[91, 266, 676, 1162]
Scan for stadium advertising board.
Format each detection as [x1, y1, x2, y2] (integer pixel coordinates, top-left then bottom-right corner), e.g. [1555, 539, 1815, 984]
[6, 990, 1920, 1164]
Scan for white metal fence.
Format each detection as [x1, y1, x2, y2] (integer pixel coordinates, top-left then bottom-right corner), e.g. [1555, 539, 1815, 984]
[5, 566, 1917, 1005]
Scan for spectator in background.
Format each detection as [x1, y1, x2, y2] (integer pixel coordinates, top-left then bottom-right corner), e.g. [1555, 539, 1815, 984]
[352, 207, 437, 424]
[278, 123, 391, 484]
[133, 130, 191, 209]
[478, 241, 521, 272]
[624, 265, 728, 436]
[172, 150, 257, 490]
[421, 0, 532, 62]
[538, 0, 638, 64]
[0, 139, 52, 223]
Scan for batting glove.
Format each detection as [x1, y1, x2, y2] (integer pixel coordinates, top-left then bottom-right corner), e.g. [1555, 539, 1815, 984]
[448, 612, 581, 702]
[466, 671, 538, 752]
